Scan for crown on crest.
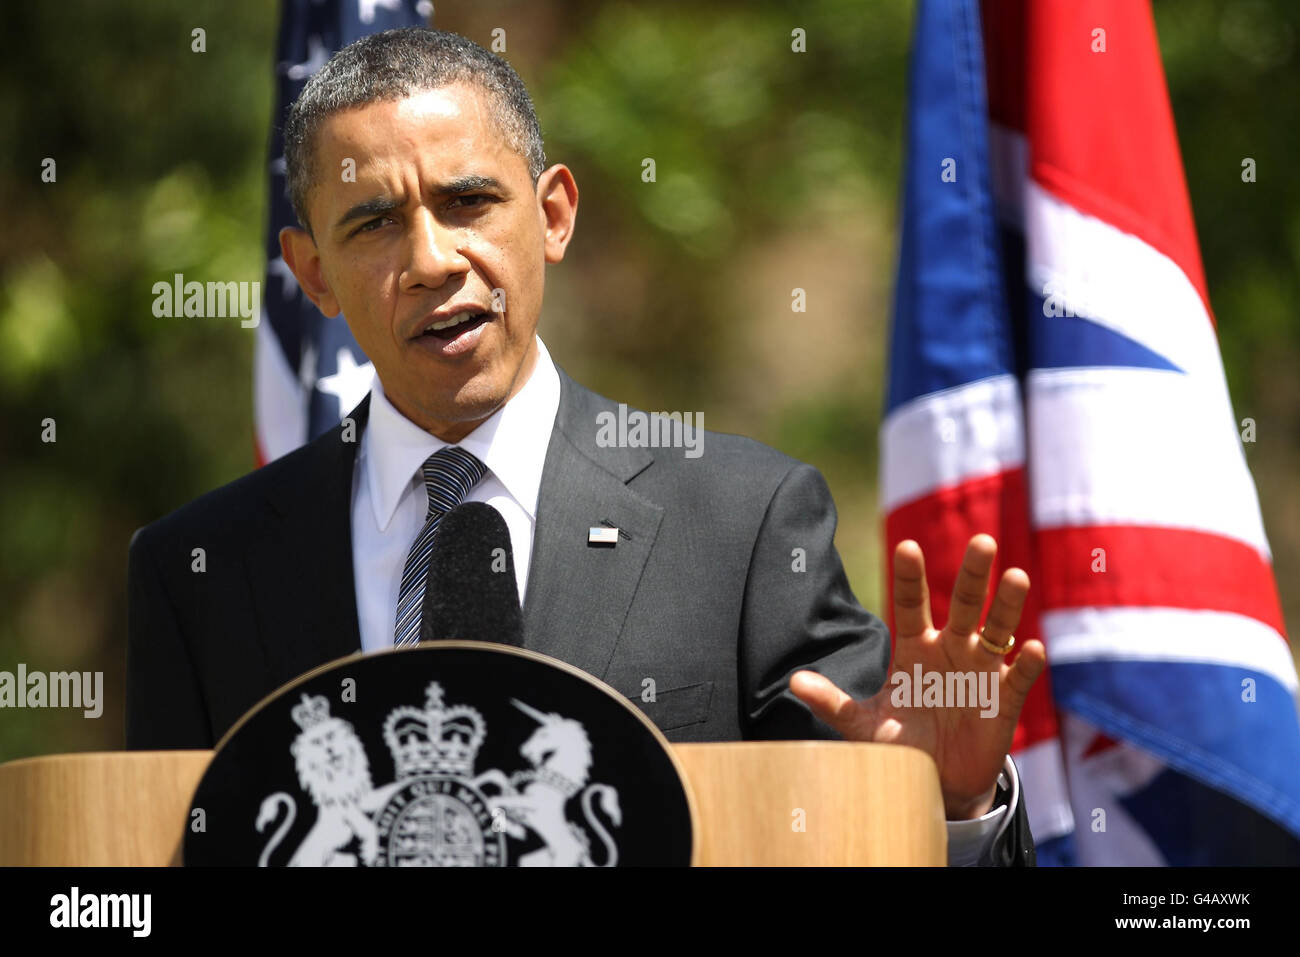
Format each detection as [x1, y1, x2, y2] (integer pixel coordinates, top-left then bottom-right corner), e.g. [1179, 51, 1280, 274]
[383, 682, 486, 779]
[291, 693, 331, 731]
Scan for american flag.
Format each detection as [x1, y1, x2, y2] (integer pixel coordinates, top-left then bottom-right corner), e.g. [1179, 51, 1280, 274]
[255, 0, 432, 464]
[883, 0, 1300, 864]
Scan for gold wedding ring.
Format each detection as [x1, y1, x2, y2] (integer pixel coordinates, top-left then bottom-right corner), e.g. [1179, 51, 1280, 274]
[979, 629, 1015, 656]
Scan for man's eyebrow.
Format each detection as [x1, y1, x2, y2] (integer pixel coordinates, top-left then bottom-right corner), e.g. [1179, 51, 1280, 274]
[434, 174, 506, 195]
[334, 195, 402, 232]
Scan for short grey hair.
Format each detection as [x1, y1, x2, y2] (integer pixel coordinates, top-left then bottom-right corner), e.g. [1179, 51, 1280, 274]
[282, 27, 547, 234]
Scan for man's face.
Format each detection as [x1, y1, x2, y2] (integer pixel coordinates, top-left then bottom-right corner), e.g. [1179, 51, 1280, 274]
[281, 84, 577, 440]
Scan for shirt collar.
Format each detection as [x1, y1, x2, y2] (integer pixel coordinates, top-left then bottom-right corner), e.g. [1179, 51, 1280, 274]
[362, 336, 560, 532]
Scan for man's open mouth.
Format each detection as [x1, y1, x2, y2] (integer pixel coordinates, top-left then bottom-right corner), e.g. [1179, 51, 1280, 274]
[419, 310, 492, 341]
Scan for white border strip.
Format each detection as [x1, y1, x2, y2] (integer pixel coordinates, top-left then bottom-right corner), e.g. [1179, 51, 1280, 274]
[1026, 367, 1272, 555]
[1044, 606, 1297, 692]
[881, 375, 1025, 512]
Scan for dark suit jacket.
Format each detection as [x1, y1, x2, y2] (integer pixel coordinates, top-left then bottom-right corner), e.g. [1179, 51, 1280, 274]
[125, 365, 1034, 865]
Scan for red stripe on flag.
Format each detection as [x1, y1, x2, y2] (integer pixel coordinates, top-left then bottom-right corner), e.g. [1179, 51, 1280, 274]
[1036, 525, 1288, 638]
[1022, 0, 1213, 328]
[883, 468, 1059, 750]
[1081, 730, 1122, 759]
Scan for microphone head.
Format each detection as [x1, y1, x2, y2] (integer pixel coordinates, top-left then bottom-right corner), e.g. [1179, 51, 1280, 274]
[419, 501, 523, 646]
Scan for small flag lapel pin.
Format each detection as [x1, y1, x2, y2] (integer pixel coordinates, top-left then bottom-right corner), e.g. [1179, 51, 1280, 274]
[588, 526, 619, 546]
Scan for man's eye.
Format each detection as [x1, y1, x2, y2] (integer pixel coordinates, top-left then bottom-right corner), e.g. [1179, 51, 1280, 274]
[450, 194, 491, 208]
[357, 217, 390, 233]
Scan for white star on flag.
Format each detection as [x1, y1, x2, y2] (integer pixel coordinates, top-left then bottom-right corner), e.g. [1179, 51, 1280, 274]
[285, 35, 328, 81]
[316, 347, 374, 416]
[358, 0, 404, 24]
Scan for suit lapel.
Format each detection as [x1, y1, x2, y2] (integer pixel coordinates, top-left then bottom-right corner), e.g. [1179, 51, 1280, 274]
[521, 370, 663, 680]
[247, 396, 370, 688]
[243, 371, 664, 688]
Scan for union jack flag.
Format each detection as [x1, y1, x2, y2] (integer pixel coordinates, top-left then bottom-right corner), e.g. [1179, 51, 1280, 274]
[883, 0, 1300, 864]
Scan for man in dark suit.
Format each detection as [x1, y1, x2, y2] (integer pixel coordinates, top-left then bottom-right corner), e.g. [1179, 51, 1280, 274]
[127, 28, 1046, 865]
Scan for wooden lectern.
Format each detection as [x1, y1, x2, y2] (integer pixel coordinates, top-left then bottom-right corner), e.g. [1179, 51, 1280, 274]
[0, 743, 946, 866]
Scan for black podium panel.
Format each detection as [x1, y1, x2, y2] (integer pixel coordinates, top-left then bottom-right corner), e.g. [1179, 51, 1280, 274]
[185, 642, 694, 866]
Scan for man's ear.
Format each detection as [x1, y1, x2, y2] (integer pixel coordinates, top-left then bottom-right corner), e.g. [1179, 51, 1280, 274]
[279, 226, 341, 317]
[537, 164, 578, 265]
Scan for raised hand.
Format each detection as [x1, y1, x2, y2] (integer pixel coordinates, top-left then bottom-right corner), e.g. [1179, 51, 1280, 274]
[789, 533, 1047, 819]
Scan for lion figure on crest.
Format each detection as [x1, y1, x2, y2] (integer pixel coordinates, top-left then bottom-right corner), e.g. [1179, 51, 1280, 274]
[256, 696, 389, 867]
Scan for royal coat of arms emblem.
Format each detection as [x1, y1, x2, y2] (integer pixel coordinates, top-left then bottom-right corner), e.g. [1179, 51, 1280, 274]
[183, 643, 694, 867]
[255, 682, 622, 867]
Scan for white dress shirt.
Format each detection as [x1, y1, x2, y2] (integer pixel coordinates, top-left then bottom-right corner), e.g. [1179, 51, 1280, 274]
[351, 337, 561, 654]
[348, 334, 1017, 863]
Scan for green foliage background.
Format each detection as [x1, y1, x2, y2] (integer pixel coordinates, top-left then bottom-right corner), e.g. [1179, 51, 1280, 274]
[0, 0, 1295, 761]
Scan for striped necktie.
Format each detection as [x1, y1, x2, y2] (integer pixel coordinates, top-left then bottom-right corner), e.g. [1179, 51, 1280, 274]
[393, 445, 488, 647]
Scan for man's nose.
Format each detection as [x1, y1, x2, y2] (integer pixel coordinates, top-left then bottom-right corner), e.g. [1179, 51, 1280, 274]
[400, 207, 469, 290]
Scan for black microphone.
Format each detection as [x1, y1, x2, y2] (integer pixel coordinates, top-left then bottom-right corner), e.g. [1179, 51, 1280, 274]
[418, 502, 523, 646]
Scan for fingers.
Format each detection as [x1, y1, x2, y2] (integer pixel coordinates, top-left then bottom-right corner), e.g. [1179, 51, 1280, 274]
[1002, 638, 1047, 713]
[788, 670, 856, 733]
[946, 534, 997, 637]
[979, 566, 1030, 653]
[892, 539, 934, 640]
